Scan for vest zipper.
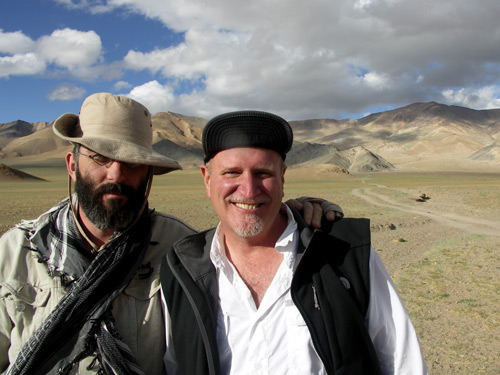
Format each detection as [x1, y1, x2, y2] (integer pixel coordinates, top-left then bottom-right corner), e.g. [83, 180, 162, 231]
[312, 285, 321, 310]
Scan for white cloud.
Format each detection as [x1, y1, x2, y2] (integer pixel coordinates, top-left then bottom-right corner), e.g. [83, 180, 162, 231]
[361, 72, 391, 90]
[37, 28, 103, 78]
[53, 0, 115, 14]
[354, 0, 373, 9]
[0, 29, 36, 54]
[110, 0, 500, 118]
[7, 0, 500, 119]
[0, 53, 46, 78]
[0, 30, 45, 78]
[0, 28, 104, 80]
[126, 80, 176, 114]
[47, 83, 87, 101]
[114, 80, 132, 90]
[442, 87, 500, 110]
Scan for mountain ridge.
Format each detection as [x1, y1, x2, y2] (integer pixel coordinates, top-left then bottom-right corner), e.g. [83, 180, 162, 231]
[1, 102, 499, 174]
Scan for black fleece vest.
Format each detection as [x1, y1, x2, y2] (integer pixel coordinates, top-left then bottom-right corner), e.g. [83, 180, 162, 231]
[161, 212, 382, 375]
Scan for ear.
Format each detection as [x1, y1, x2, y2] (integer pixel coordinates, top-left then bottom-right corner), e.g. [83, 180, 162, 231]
[200, 164, 211, 198]
[66, 152, 77, 182]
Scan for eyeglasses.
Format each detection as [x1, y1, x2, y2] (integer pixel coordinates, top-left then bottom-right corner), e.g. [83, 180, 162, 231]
[78, 150, 142, 169]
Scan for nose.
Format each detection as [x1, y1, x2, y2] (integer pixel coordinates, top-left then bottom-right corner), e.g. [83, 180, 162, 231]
[105, 161, 128, 182]
[238, 172, 261, 198]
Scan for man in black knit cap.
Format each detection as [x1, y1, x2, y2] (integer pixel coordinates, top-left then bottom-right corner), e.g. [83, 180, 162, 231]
[162, 110, 428, 375]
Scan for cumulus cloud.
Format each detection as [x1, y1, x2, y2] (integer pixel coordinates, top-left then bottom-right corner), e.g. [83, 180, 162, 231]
[8, 0, 500, 119]
[442, 87, 500, 110]
[0, 30, 45, 78]
[125, 80, 176, 114]
[0, 53, 46, 78]
[0, 28, 103, 80]
[110, 0, 500, 118]
[47, 83, 86, 101]
[0, 29, 36, 54]
[37, 28, 103, 79]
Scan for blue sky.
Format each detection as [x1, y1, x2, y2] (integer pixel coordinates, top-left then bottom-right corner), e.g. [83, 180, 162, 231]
[1, 0, 500, 124]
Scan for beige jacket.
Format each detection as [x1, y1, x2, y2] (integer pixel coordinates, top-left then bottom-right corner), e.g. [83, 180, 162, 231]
[0, 210, 195, 374]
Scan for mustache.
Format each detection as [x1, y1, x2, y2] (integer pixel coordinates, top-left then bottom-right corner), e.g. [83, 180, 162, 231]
[95, 183, 135, 197]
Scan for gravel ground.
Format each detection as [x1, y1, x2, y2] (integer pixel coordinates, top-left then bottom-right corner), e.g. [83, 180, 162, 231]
[353, 183, 500, 375]
[1, 169, 499, 374]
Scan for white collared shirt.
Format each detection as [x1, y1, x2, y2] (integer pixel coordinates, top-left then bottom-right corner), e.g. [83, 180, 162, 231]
[210, 206, 326, 375]
[164, 205, 428, 374]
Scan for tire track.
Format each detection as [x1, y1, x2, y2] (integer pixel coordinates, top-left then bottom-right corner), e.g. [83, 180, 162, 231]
[351, 187, 500, 237]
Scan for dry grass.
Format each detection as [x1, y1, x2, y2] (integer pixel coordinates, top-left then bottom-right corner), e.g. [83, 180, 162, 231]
[1, 166, 500, 374]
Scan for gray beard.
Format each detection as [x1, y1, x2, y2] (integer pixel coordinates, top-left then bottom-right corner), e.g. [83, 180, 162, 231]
[233, 214, 265, 238]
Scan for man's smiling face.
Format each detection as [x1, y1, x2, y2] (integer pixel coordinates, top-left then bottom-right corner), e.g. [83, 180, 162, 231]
[201, 147, 286, 240]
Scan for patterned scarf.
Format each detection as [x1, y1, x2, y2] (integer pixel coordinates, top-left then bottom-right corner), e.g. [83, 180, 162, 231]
[7, 198, 151, 375]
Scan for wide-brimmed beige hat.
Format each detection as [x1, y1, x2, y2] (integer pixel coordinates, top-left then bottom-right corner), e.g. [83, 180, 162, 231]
[53, 92, 181, 175]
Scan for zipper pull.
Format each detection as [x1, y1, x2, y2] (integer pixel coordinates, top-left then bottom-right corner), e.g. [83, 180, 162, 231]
[312, 285, 321, 310]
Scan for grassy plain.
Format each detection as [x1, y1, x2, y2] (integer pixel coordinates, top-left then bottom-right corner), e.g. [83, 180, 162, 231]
[1, 166, 499, 374]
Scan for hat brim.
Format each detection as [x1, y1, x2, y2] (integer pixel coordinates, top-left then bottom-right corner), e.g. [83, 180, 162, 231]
[53, 113, 182, 175]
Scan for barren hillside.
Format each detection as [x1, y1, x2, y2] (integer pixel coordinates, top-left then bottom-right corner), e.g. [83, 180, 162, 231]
[0, 163, 45, 181]
[1, 102, 499, 173]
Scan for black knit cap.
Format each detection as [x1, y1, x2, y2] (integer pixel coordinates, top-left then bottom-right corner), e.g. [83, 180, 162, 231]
[202, 110, 293, 163]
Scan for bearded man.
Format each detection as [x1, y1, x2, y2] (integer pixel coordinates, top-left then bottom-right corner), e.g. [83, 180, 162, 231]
[0, 93, 195, 375]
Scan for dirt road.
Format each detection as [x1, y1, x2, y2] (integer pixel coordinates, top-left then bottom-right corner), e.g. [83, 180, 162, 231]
[351, 186, 499, 237]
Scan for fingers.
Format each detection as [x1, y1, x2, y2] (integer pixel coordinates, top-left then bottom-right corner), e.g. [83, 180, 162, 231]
[284, 198, 303, 211]
[285, 199, 317, 226]
[286, 197, 344, 228]
[302, 201, 315, 227]
[326, 210, 337, 222]
[313, 202, 327, 228]
[320, 201, 344, 221]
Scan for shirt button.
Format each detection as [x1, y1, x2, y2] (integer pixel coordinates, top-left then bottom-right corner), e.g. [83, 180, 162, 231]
[15, 303, 25, 312]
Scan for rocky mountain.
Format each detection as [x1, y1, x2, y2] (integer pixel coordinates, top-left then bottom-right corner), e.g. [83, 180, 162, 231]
[0, 126, 70, 158]
[289, 102, 500, 171]
[153, 138, 204, 169]
[0, 120, 52, 149]
[1, 103, 499, 173]
[151, 112, 204, 149]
